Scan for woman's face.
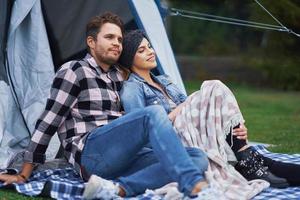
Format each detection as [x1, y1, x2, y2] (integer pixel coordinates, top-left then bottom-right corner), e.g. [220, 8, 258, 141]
[131, 38, 157, 72]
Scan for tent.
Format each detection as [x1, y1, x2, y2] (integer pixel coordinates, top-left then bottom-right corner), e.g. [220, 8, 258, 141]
[1, 2, 300, 199]
[0, 0, 185, 169]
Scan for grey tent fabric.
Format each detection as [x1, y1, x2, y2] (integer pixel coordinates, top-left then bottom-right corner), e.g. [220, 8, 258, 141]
[0, 81, 30, 169]
[6, 0, 55, 133]
[0, 0, 58, 168]
[0, 0, 31, 169]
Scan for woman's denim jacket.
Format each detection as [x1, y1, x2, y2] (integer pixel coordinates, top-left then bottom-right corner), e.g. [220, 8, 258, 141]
[120, 72, 187, 114]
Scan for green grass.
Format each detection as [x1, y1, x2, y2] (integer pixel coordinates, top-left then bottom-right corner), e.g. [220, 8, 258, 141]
[0, 189, 50, 200]
[1, 81, 300, 199]
[185, 80, 300, 154]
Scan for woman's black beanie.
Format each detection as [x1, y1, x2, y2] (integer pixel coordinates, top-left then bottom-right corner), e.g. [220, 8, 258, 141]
[118, 29, 147, 68]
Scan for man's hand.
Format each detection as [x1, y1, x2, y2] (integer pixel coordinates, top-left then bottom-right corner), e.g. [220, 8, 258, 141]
[0, 174, 26, 185]
[168, 101, 187, 122]
[233, 123, 248, 140]
[0, 162, 34, 185]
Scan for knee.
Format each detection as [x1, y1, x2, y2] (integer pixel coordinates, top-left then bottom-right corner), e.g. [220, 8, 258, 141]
[203, 80, 224, 87]
[202, 80, 230, 94]
[191, 80, 227, 98]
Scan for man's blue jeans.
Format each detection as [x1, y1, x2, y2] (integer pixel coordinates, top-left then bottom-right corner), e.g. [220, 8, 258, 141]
[81, 106, 208, 197]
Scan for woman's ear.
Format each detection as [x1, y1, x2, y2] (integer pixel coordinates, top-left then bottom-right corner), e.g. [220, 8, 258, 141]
[87, 36, 96, 50]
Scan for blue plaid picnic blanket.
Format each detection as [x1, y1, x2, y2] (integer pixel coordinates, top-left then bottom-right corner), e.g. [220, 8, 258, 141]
[0, 145, 299, 200]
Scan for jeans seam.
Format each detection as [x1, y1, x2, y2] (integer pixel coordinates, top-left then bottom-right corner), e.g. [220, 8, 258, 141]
[183, 176, 205, 196]
[116, 179, 135, 197]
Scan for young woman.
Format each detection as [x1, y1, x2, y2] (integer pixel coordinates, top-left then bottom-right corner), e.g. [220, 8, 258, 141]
[119, 30, 300, 199]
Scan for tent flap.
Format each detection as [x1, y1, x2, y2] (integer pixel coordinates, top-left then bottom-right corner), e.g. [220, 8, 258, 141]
[7, 0, 55, 133]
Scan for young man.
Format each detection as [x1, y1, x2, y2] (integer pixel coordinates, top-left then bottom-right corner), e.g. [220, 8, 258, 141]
[0, 13, 214, 199]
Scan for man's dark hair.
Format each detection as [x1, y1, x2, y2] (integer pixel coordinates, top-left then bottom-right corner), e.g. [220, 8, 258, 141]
[86, 12, 124, 40]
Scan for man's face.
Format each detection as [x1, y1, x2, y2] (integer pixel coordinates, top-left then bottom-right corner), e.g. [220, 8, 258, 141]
[88, 23, 123, 68]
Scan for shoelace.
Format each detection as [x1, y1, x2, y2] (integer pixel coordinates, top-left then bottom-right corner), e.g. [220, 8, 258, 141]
[254, 167, 269, 177]
[237, 150, 268, 176]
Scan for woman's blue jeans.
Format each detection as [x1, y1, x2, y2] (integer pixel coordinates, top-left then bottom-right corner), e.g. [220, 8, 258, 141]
[81, 105, 208, 197]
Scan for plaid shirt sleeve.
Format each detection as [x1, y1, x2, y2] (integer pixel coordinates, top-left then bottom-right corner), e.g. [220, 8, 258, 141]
[24, 64, 81, 164]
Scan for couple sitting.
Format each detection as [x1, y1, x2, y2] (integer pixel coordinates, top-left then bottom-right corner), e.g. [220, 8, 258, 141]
[0, 12, 299, 200]
[117, 30, 300, 198]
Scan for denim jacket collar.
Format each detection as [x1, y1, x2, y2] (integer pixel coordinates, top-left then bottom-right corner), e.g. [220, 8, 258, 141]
[128, 72, 147, 83]
[128, 72, 172, 88]
[124, 72, 187, 114]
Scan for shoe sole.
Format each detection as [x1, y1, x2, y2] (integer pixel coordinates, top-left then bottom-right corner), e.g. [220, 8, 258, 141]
[270, 182, 289, 189]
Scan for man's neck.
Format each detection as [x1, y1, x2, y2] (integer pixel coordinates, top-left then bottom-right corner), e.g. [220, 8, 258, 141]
[91, 53, 111, 72]
[97, 60, 111, 72]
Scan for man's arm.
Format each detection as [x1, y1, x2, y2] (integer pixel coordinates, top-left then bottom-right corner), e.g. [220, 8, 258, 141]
[0, 66, 81, 185]
[0, 163, 34, 185]
[23, 66, 81, 164]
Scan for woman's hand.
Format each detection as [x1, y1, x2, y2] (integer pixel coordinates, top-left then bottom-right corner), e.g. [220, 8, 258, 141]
[0, 174, 26, 185]
[233, 123, 248, 140]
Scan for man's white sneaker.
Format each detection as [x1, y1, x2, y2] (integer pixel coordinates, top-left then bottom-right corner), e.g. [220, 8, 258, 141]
[83, 174, 120, 200]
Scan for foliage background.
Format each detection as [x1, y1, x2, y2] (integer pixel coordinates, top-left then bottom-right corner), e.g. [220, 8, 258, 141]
[166, 0, 300, 90]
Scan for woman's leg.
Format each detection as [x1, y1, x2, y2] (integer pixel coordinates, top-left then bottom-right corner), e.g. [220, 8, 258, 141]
[174, 80, 246, 153]
[81, 105, 206, 196]
[174, 80, 288, 187]
[262, 156, 300, 186]
[225, 123, 290, 187]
